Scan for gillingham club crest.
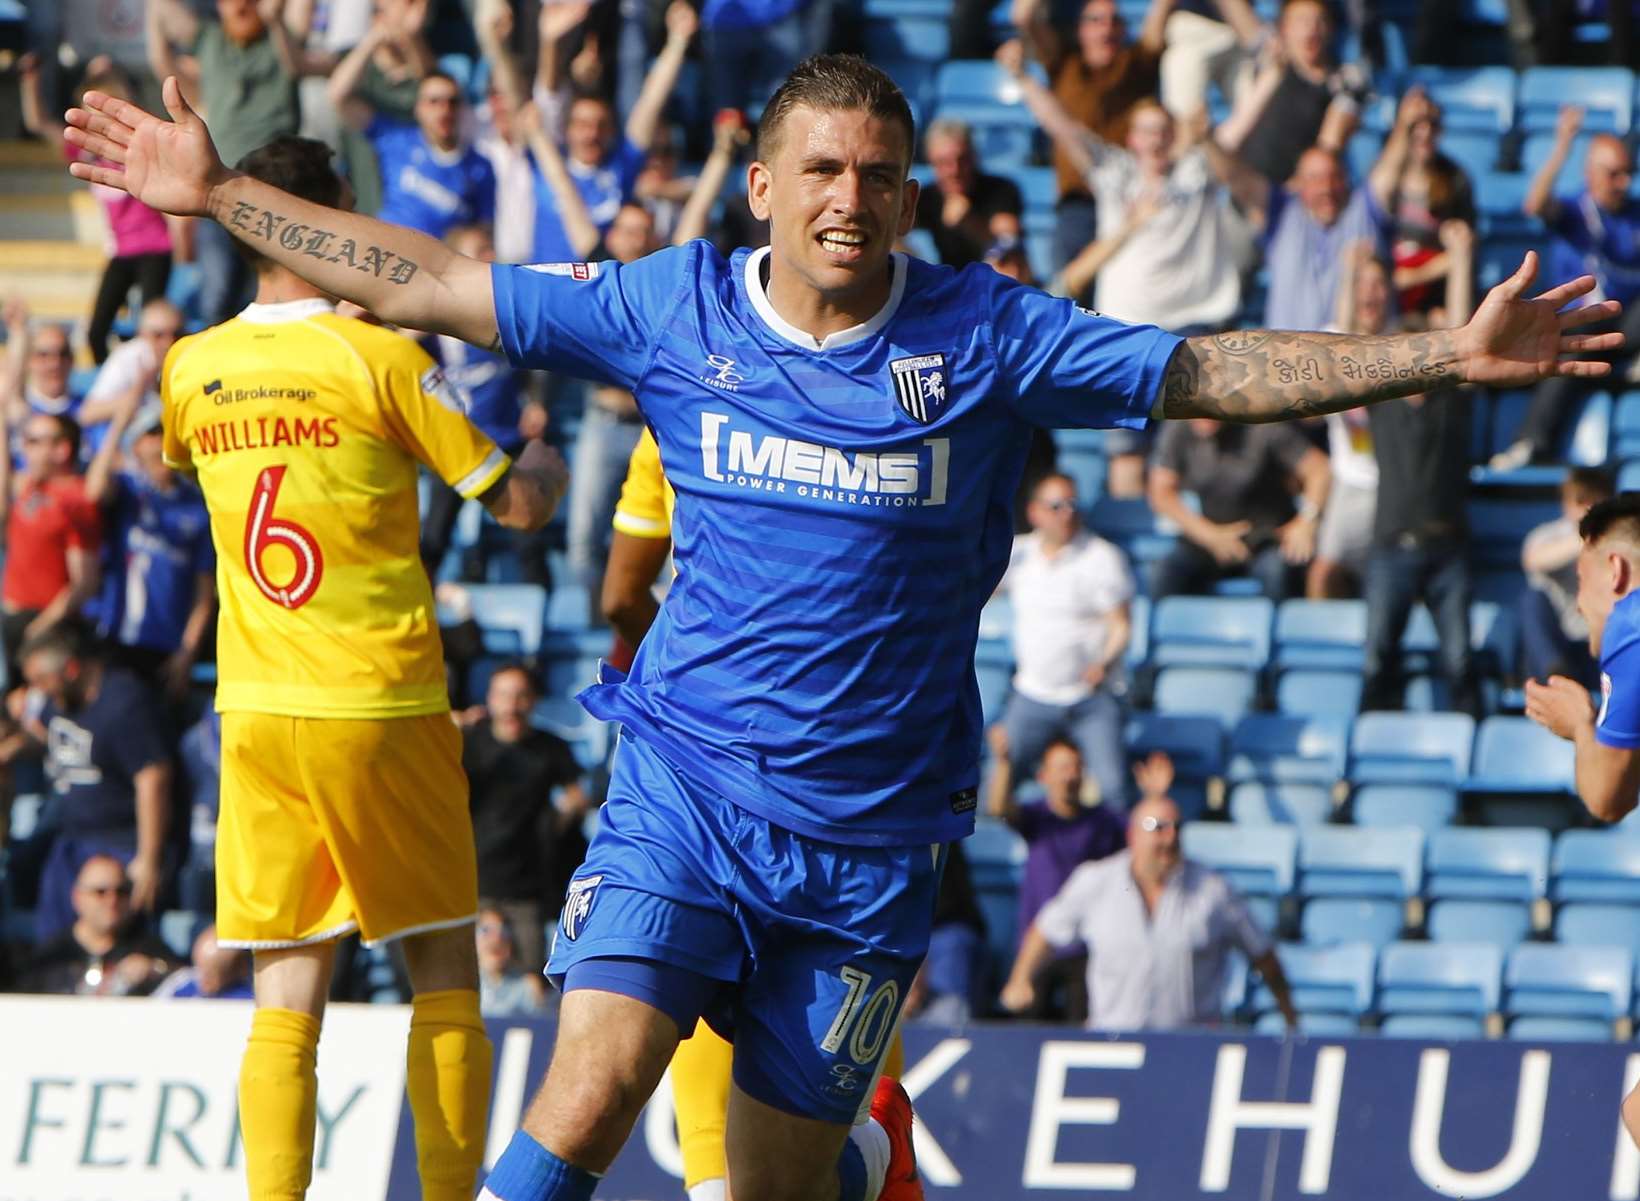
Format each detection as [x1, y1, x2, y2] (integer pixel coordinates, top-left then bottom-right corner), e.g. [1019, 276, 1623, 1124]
[560, 874, 603, 941]
[890, 353, 948, 424]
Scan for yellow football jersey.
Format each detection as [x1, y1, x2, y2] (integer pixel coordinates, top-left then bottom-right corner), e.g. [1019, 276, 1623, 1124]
[611, 427, 674, 540]
[162, 299, 510, 718]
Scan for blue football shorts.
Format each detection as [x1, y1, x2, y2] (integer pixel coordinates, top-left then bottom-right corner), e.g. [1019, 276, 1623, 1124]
[546, 729, 945, 1124]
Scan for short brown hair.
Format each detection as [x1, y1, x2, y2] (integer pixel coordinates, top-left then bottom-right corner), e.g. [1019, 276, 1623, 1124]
[757, 55, 916, 168]
[234, 137, 346, 270]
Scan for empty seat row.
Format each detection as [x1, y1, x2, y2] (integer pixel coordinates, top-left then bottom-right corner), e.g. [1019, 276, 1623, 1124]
[1239, 939, 1637, 1039]
[1182, 824, 1640, 904]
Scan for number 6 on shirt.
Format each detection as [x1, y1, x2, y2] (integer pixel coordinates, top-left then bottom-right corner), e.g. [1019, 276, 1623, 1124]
[244, 465, 324, 609]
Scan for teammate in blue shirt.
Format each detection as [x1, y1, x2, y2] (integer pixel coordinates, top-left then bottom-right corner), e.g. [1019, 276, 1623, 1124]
[1524, 492, 1640, 1150]
[1526, 493, 1640, 815]
[84, 397, 214, 695]
[74, 53, 1626, 1201]
[336, 70, 496, 240]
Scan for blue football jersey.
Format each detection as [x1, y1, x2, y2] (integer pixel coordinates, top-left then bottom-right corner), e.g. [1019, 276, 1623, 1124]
[493, 244, 1180, 846]
[1598, 591, 1640, 750]
[369, 117, 497, 240]
[95, 472, 214, 654]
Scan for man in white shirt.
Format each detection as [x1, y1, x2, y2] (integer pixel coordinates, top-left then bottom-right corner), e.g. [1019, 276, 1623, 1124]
[1000, 794, 1297, 1031]
[989, 472, 1135, 812]
[73, 299, 183, 458]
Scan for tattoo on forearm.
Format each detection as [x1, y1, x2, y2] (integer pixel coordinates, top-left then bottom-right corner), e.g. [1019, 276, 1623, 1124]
[1160, 330, 1464, 422]
[223, 200, 421, 286]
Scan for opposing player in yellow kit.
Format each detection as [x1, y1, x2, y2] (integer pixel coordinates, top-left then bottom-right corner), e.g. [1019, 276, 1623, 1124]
[604, 431, 907, 1201]
[161, 137, 566, 1201]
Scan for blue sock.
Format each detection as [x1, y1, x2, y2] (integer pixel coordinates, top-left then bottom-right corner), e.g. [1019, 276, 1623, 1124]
[480, 1131, 599, 1201]
[837, 1138, 868, 1201]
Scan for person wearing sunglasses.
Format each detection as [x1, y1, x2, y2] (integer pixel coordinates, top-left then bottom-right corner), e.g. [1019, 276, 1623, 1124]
[1000, 793, 1297, 1031]
[17, 853, 176, 995]
[1, 300, 80, 434]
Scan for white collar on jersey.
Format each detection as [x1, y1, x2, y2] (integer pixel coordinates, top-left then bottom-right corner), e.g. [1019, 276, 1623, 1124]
[742, 245, 908, 352]
[237, 298, 338, 324]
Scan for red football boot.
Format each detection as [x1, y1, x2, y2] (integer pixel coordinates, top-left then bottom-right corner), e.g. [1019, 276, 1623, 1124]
[869, 1076, 924, 1201]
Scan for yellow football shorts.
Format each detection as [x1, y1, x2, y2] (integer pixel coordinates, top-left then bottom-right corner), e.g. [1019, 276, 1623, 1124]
[215, 711, 478, 949]
[671, 1021, 907, 1188]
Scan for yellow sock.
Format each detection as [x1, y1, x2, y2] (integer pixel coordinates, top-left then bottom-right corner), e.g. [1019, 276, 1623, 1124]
[239, 1007, 321, 1201]
[408, 988, 493, 1201]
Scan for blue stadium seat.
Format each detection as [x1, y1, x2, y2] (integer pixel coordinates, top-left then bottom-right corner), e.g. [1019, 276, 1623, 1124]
[1229, 781, 1334, 826]
[1426, 899, 1532, 953]
[1378, 941, 1503, 1018]
[1507, 1015, 1614, 1041]
[1555, 903, 1640, 956]
[1464, 716, 1575, 795]
[159, 910, 201, 959]
[900, 228, 939, 264]
[966, 818, 1028, 888]
[1181, 822, 1298, 897]
[1519, 67, 1634, 135]
[977, 593, 1012, 642]
[1253, 1011, 1359, 1035]
[1615, 392, 1640, 460]
[539, 653, 601, 699]
[1426, 828, 1551, 902]
[1251, 941, 1376, 1019]
[1153, 667, 1257, 730]
[1015, 165, 1057, 216]
[1394, 66, 1516, 134]
[532, 696, 611, 765]
[1350, 784, 1458, 834]
[1272, 599, 1367, 671]
[1301, 897, 1404, 949]
[449, 584, 548, 656]
[1621, 461, 1640, 493]
[1227, 715, 1348, 785]
[1506, 944, 1633, 1020]
[1436, 129, 1503, 182]
[1275, 669, 1362, 718]
[1088, 497, 1178, 566]
[1379, 1013, 1487, 1039]
[1349, 712, 1475, 786]
[1551, 831, 1640, 903]
[1057, 448, 1106, 508]
[1473, 171, 1534, 236]
[968, 818, 1028, 978]
[1151, 596, 1274, 669]
[862, 0, 951, 61]
[1127, 595, 1150, 669]
[545, 583, 593, 633]
[974, 642, 1014, 727]
[932, 62, 1044, 168]
[1299, 826, 1425, 899]
[1477, 233, 1548, 290]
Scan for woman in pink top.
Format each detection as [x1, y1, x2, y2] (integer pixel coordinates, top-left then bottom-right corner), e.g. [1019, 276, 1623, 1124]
[20, 55, 175, 365]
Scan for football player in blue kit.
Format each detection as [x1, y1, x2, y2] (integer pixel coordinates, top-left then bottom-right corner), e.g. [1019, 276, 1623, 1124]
[1525, 493, 1640, 1150]
[70, 52, 1624, 1201]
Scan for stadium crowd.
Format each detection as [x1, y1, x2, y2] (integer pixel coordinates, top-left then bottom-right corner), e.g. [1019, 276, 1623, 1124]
[0, 0, 1638, 1038]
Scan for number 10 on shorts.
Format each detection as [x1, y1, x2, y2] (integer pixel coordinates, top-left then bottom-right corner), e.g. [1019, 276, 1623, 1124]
[821, 966, 899, 1067]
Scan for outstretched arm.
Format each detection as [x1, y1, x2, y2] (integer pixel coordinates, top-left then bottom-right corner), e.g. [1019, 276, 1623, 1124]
[1156, 254, 1623, 421]
[67, 81, 497, 347]
[999, 41, 1103, 180]
[673, 112, 749, 246]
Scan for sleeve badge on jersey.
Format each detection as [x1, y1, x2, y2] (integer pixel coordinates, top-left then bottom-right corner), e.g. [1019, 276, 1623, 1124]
[419, 366, 472, 416]
[890, 353, 948, 425]
[523, 262, 601, 281]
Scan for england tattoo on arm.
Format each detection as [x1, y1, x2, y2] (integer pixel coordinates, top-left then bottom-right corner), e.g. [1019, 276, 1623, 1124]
[1159, 329, 1465, 423]
[222, 198, 422, 285]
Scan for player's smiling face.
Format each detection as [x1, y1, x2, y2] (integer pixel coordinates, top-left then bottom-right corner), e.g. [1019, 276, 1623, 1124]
[749, 105, 918, 313]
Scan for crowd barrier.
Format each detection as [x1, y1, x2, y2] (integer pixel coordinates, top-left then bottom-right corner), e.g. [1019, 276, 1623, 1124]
[6, 996, 1640, 1200]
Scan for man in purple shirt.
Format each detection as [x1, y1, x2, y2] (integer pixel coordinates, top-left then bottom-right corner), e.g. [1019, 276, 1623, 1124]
[986, 736, 1125, 1020]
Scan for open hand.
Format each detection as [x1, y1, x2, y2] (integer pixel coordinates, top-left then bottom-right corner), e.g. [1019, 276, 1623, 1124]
[64, 79, 228, 218]
[539, 0, 592, 43]
[1277, 514, 1317, 564]
[1457, 253, 1624, 388]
